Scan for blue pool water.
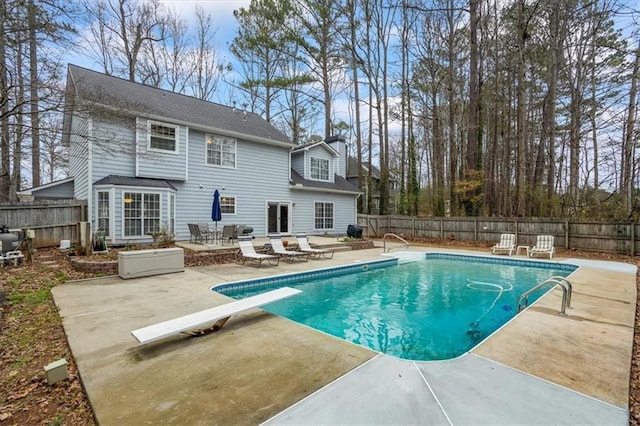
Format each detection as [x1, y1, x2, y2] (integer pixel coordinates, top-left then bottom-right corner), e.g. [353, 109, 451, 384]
[215, 254, 576, 360]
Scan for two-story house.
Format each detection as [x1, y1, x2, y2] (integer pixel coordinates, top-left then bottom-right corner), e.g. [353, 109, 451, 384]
[33, 64, 360, 245]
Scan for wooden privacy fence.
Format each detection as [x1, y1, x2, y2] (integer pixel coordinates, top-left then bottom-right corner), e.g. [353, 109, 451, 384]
[0, 200, 88, 248]
[357, 214, 640, 256]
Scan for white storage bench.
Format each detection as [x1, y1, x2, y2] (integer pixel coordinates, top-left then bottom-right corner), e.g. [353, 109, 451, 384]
[118, 247, 184, 279]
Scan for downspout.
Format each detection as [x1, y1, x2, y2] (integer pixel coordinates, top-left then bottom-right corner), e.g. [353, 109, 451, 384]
[87, 117, 93, 237]
[288, 146, 292, 182]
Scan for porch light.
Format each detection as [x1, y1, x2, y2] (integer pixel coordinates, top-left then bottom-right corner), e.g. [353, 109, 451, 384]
[124, 197, 133, 203]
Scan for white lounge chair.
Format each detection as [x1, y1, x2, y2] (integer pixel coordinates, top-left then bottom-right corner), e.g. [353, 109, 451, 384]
[491, 233, 516, 256]
[131, 287, 302, 344]
[295, 234, 334, 259]
[237, 236, 279, 267]
[529, 235, 555, 259]
[269, 237, 309, 262]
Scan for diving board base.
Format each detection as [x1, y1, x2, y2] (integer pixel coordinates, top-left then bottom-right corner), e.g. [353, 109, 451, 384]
[131, 287, 302, 345]
[182, 317, 231, 337]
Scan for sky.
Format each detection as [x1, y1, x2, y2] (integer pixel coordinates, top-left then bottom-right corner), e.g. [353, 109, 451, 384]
[159, 0, 249, 43]
[68, 1, 249, 74]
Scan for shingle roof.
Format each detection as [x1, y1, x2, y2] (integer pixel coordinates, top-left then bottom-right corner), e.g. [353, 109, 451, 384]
[67, 64, 292, 145]
[94, 175, 177, 191]
[291, 141, 339, 155]
[290, 169, 360, 193]
[346, 156, 381, 179]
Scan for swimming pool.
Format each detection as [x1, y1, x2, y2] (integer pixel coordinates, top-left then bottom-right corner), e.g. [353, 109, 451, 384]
[214, 253, 577, 360]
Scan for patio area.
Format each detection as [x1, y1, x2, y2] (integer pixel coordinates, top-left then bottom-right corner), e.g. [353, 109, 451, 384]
[52, 243, 633, 425]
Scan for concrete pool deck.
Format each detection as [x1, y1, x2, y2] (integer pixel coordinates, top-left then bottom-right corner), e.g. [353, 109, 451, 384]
[52, 241, 635, 425]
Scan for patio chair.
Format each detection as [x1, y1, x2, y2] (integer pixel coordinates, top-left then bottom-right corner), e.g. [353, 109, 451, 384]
[188, 223, 204, 244]
[529, 235, 555, 259]
[221, 225, 236, 245]
[295, 233, 334, 259]
[269, 236, 309, 262]
[198, 223, 213, 243]
[237, 236, 279, 267]
[491, 233, 516, 256]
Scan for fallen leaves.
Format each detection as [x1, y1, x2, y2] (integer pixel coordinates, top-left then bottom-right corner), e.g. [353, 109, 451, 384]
[0, 249, 95, 425]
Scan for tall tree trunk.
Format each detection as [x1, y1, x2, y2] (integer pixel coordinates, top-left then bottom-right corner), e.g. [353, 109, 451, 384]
[347, 0, 363, 213]
[12, 35, 24, 201]
[466, 0, 480, 172]
[0, 0, 10, 201]
[515, 0, 527, 216]
[446, 0, 457, 212]
[543, 0, 561, 216]
[622, 40, 640, 216]
[29, 0, 40, 188]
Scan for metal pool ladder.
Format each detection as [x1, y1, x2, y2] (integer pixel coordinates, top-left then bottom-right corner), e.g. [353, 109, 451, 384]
[383, 233, 409, 252]
[517, 276, 573, 315]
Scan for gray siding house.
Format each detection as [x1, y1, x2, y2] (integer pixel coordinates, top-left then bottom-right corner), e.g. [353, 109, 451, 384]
[55, 64, 360, 245]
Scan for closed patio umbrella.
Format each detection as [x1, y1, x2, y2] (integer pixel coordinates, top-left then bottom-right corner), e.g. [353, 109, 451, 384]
[211, 190, 222, 241]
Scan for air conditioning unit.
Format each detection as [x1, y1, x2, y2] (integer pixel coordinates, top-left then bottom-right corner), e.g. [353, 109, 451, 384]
[118, 248, 184, 279]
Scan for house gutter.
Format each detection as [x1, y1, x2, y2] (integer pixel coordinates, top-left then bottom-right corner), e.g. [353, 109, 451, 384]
[289, 184, 363, 196]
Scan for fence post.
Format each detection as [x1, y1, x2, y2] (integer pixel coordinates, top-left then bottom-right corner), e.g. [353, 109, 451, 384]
[631, 222, 635, 256]
[474, 218, 478, 242]
[412, 217, 415, 237]
[565, 220, 569, 250]
[440, 218, 444, 240]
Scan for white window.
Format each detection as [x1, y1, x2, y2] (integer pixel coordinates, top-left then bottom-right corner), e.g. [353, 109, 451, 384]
[149, 121, 177, 152]
[123, 192, 161, 237]
[206, 134, 236, 168]
[168, 193, 175, 234]
[97, 191, 110, 237]
[314, 202, 334, 230]
[220, 196, 236, 214]
[311, 157, 329, 181]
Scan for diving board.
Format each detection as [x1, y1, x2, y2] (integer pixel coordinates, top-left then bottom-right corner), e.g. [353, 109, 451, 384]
[131, 287, 302, 345]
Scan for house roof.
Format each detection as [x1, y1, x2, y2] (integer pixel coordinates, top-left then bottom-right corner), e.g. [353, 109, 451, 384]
[66, 64, 293, 146]
[291, 141, 339, 156]
[346, 157, 381, 179]
[290, 169, 360, 194]
[94, 175, 177, 191]
[17, 177, 75, 199]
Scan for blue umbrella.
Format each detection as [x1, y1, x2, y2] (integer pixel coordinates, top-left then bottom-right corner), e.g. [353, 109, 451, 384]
[211, 190, 222, 239]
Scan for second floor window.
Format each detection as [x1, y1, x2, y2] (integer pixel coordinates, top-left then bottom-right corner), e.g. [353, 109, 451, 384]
[149, 122, 177, 152]
[311, 157, 329, 181]
[207, 134, 236, 168]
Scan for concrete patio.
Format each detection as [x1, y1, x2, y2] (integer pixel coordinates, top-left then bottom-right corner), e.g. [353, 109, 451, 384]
[52, 239, 634, 425]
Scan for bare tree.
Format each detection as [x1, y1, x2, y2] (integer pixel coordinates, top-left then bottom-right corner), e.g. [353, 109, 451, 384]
[189, 6, 227, 101]
[83, 0, 165, 82]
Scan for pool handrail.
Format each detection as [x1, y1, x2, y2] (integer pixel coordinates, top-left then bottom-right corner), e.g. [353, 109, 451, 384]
[547, 276, 573, 308]
[383, 233, 409, 252]
[517, 277, 573, 315]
